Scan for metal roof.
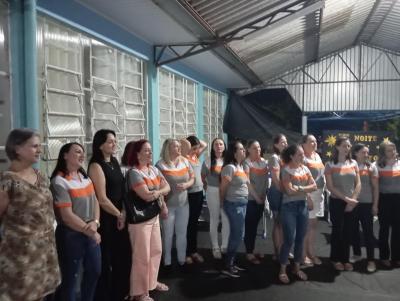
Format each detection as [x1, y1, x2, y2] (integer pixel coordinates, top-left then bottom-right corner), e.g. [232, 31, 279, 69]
[179, 0, 400, 83]
[74, 0, 400, 88]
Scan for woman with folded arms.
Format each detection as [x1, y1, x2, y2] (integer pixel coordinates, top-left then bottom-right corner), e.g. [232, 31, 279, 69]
[220, 140, 262, 278]
[351, 144, 379, 272]
[278, 144, 316, 284]
[51, 142, 101, 301]
[201, 137, 229, 259]
[325, 136, 361, 272]
[156, 139, 194, 267]
[301, 134, 325, 266]
[243, 140, 268, 265]
[376, 141, 400, 268]
[125, 139, 170, 301]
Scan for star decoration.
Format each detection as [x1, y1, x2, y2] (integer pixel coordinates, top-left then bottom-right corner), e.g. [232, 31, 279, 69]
[383, 137, 391, 143]
[326, 151, 332, 158]
[325, 135, 336, 147]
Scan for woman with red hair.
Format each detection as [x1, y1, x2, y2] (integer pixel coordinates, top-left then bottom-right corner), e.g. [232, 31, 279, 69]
[125, 140, 170, 301]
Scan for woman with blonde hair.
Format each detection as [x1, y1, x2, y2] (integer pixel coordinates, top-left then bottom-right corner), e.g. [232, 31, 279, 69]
[376, 141, 400, 267]
[156, 139, 194, 267]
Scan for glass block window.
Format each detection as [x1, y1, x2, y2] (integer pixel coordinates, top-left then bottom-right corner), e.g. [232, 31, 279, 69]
[158, 68, 197, 146]
[203, 87, 225, 148]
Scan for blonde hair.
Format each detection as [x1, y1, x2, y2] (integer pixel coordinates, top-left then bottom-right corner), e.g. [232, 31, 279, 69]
[378, 141, 397, 168]
[160, 138, 179, 165]
[180, 138, 191, 156]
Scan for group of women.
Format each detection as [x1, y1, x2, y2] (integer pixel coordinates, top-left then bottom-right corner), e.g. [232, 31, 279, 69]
[1, 128, 400, 301]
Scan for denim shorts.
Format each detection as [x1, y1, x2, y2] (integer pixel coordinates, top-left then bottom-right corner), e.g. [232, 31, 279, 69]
[267, 186, 282, 213]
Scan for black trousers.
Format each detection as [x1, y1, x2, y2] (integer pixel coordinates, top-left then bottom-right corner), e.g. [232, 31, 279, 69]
[351, 203, 375, 260]
[187, 191, 204, 255]
[329, 198, 355, 263]
[244, 200, 264, 253]
[378, 193, 400, 261]
[94, 215, 131, 301]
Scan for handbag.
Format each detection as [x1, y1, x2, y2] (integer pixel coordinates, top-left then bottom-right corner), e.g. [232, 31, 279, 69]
[124, 168, 161, 224]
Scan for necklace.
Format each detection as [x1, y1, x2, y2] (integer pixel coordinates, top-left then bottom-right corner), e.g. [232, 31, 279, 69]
[104, 160, 114, 170]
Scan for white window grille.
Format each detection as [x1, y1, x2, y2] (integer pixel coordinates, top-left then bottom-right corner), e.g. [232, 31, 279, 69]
[158, 69, 197, 146]
[38, 17, 147, 175]
[203, 87, 225, 148]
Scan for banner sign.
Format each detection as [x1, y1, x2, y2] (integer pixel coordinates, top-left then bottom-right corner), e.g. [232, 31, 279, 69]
[321, 130, 393, 162]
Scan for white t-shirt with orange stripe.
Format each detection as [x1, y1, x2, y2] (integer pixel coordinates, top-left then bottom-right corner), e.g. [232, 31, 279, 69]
[51, 172, 97, 223]
[243, 157, 268, 201]
[156, 157, 194, 207]
[377, 160, 400, 194]
[281, 165, 313, 203]
[221, 164, 249, 200]
[358, 163, 378, 203]
[325, 159, 359, 199]
[304, 152, 325, 189]
[127, 165, 165, 193]
[201, 157, 223, 187]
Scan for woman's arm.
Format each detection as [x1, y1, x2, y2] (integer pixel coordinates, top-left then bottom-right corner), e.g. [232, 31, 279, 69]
[219, 176, 230, 205]
[271, 168, 281, 190]
[371, 176, 379, 216]
[351, 172, 361, 200]
[89, 163, 121, 217]
[198, 139, 208, 156]
[247, 182, 263, 203]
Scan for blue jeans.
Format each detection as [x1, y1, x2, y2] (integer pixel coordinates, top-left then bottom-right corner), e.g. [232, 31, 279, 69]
[223, 198, 247, 267]
[267, 186, 282, 214]
[55, 225, 101, 301]
[279, 201, 308, 265]
[244, 200, 264, 253]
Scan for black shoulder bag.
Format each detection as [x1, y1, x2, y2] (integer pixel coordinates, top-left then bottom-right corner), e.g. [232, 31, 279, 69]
[124, 168, 161, 224]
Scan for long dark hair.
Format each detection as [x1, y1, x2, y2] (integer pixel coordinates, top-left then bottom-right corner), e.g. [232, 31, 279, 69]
[89, 129, 116, 165]
[51, 142, 88, 180]
[210, 138, 226, 173]
[352, 143, 370, 167]
[332, 136, 352, 164]
[223, 140, 243, 168]
[272, 134, 286, 155]
[121, 141, 135, 167]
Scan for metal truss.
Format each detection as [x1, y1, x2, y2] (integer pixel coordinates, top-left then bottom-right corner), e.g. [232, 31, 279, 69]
[154, 0, 324, 67]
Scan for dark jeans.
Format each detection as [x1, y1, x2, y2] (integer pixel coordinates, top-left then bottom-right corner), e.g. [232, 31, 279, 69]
[94, 214, 131, 301]
[329, 198, 355, 263]
[351, 203, 375, 260]
[378, 193, 400, 261]
[55, 225, 101, 301]
[244, 200, 264, 253]
[187, 191, 204, 255]
[224, 198, 247, 267]
[279, 201, 308, 264]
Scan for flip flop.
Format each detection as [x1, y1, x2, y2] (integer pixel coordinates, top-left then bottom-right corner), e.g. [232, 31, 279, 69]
[279, 273, 290, 284]
[155, 282, 169, 292]
[246, 254, 261, 265]
[293, 270, 308, 281]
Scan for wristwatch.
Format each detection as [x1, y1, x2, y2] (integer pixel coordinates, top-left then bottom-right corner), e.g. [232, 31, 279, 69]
[93, 219, 100, 228]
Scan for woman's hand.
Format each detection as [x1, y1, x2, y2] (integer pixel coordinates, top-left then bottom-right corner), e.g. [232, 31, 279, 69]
[160, 203, 168, 219]
[306, 195, 314, 211]
[92, 232, 101, 244]
[176, 182, 188, 192]
[117, 211, 126, 230]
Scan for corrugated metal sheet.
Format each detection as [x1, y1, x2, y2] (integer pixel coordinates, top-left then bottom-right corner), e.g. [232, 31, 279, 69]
[262, 45, 400, 112]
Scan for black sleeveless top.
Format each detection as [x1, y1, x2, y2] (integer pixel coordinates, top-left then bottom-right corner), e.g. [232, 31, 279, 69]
[91, 157, 125, 226]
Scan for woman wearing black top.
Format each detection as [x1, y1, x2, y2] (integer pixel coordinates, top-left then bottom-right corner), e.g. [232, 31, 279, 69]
[89, 129, 131, 301]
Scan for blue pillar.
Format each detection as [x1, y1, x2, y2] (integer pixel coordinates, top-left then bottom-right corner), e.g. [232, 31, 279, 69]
[9, 0, 25, 128]
[148, 60, 160, 162]
[196, 82, 204, 139]
[23, 0, 39, 130]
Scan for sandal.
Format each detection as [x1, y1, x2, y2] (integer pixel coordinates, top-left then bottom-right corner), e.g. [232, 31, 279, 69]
[278, 272, 290, 284]
[255, 253, 265, 259]
[293, 270, 308, 281]
[191, 253, 204, 263]
[132, 295, 154, 301]
[246, 254, 261, 265]
[333, 262, 344, 271]
[185, 256, 193, 264]
[155, 282, 169, 292]
[311, 256, 322, 265]
[344, 263, 353, 271]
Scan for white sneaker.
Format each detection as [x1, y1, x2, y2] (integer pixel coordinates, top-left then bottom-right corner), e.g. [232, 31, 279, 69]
[349, 255, 362, 263]
[212, 248, 222, 259]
